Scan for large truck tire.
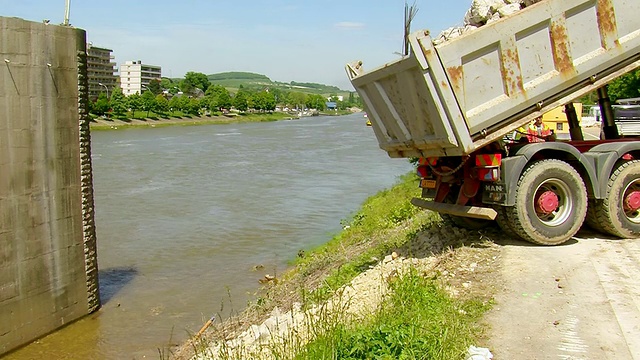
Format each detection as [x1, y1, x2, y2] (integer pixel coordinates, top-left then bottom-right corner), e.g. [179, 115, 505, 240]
[494, 206, 518, 238]
[585, 199, 605, 233]
[506, 159, 587, 245]
[593, 160, 640, 238]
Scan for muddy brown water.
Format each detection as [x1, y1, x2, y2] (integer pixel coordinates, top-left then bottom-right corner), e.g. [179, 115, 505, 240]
[5, 113, 412, 359]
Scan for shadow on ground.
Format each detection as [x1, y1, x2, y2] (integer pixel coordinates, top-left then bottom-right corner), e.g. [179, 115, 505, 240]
[394, 221, 623, 261]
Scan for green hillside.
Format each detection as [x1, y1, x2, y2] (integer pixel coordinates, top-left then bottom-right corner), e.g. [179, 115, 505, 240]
[206, 71, 346, 96]
[206, 72, 272, 89]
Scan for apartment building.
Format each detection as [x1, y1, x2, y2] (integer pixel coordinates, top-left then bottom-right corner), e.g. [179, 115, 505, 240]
[120, 60, 162, 95]
[87, 44, 117, 100]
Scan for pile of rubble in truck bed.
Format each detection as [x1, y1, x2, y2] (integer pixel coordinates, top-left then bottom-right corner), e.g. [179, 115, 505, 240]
[434, 0, 542, 44]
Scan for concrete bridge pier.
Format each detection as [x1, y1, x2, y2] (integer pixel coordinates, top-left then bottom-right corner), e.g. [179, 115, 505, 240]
[0, 16, 99, 356]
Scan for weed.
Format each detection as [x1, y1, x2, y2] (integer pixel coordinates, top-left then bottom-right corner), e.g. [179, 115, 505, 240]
[300, 268, 489, 360]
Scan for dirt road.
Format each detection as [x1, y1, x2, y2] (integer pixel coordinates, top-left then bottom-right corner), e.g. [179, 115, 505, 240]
[485, 229, 640, 359]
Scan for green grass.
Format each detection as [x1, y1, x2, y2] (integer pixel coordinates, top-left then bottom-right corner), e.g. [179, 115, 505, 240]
[291, 172, 434, 303]
[297, 269, 489, 360]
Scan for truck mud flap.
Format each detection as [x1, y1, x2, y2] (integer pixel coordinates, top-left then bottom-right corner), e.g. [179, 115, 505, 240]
[411, 197, 497, 220]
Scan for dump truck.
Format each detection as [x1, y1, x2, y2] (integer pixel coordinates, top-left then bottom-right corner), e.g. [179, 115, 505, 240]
[346, 0, 640, 245]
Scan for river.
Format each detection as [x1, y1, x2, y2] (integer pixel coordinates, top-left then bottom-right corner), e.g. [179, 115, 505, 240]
[4, 113, 413, 359]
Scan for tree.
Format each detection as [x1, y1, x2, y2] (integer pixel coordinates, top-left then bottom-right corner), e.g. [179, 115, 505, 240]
[128, 93, 142, 116]
[93, 92, 109, 115]
[306, 94, 327, 111]
[178, 96, 191, 112]
[110, 88, 128, 117]
[141, 90, 157, 117]
[288, 92, 307, 110]
[182, 71, 211, 94]
[185, 98, 201, 115]
[607, 70, 640, 102]
[206, 85, 233, 111]
[168, 95, 183, 113]
[251, 91, 276, 112]
[160, 77, 174, 90]
[147, 79, 163, 95]
[233, 91, 249, 112]
[179, 79, 194, 95]
[155, 94, 169, 114]
[217, 90, 233, 111]
[269, 87, 285, 106]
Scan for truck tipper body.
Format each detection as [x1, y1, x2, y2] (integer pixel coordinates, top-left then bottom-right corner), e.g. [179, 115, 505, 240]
[347, 0, 640, 245]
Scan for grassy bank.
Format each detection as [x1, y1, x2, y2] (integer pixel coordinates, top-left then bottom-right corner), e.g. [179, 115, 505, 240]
[172, 172, 498, 359]
[90, 112, 298, 131]
[89, 111, 354, 131]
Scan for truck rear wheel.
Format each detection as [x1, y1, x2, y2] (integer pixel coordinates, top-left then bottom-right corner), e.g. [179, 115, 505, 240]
[507, 159, 587, 245]
[585, 199, 605, 232]
[494, 206, 518, 238]
[594, 160, 640, 238]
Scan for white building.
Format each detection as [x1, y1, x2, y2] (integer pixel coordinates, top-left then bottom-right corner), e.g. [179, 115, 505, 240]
[119, 60, 162, 95]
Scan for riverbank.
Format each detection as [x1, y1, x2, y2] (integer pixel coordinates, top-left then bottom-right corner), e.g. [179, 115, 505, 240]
[170, 174, 501, 359]
[89, 111, 356, 130]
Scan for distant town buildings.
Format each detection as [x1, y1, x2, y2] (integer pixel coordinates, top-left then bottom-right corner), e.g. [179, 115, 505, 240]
[85, 43, 163, 97]
[120, 60, 162, 95]
[86, 44, 117, 100]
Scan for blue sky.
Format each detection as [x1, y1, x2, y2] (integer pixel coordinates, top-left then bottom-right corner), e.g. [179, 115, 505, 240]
[2, 0, 471, 90]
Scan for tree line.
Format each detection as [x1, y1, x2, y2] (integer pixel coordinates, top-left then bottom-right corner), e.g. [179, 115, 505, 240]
[91, 71, 363, 119]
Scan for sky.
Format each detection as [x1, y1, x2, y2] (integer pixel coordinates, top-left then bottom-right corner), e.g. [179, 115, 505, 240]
[1, 0, 472, 90]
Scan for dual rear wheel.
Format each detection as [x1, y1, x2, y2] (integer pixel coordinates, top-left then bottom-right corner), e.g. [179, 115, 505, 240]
[440, 159, 640, 244]
[500, 159, 640, 243]
[506, 159, 587, 245]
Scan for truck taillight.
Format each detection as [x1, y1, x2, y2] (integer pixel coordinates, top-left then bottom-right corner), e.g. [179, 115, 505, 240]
[475, 154, 501, 182]
[416, 165, 429, 178]
[475, 153, 502, 167]
[477, 167, 500, 181]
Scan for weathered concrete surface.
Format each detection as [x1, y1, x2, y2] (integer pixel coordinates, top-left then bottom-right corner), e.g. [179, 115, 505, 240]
[0, 16, 99, 356]
[486, 232, 640, 359]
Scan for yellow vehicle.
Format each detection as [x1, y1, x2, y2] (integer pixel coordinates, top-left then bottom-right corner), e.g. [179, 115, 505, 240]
[541, 103, 583, 139]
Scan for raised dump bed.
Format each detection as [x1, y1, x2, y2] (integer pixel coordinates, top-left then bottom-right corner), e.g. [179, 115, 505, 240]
[347, 0, 640, 158]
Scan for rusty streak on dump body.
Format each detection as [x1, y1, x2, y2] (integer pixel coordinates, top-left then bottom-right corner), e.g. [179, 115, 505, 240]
[500, 47, 525, 97]
[596, 0, 618, 48]
[550, 20, 575, 77]
[446, 65, 464, 95]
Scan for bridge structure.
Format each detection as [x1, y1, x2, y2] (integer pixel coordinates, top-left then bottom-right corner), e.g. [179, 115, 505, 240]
[0, 16, 99, 356]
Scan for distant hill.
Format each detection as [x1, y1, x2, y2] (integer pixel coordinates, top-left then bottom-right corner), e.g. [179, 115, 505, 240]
[206, 72, 272, 89]
[205, 71, 346, 95]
